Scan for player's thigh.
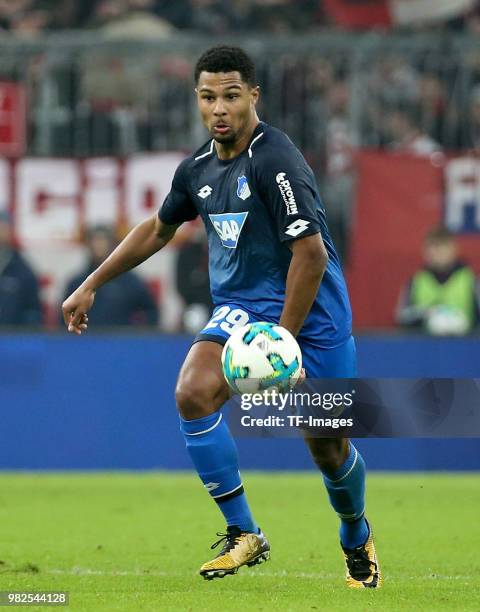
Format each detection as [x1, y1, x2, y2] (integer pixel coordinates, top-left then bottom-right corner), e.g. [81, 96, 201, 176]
[299, 336, 356, 469]
[176, 303, 259, 419]
[300, 336, 357, 378]
[175, 340, 229, 420]
[195, 303, 252, 344]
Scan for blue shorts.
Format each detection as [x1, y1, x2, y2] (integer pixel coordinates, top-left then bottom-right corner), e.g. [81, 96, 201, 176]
[195, 303, 357, 378]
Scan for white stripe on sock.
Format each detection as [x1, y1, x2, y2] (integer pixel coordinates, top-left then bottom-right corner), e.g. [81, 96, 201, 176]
[212, 482, 243, 499]
[328, 446, 358, 483]
[184, 413, 222, 436]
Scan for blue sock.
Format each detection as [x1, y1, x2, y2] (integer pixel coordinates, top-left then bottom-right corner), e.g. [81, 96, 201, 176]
[180, 412, 258, 533]
[322, 442, 369, 549]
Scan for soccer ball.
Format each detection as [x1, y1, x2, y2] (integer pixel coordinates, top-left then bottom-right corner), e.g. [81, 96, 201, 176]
[221, 322, 302, 394]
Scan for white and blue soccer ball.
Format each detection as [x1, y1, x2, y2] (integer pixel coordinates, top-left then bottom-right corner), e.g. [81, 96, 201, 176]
[221, 322, 302, 394]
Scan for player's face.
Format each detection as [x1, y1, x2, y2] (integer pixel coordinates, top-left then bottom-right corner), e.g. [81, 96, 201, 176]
[196, 71, 259, 145]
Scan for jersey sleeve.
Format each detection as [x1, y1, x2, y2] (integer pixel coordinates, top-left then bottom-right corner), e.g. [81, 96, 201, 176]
[253, 145, 322, 242]
[158, 158, 198, 225]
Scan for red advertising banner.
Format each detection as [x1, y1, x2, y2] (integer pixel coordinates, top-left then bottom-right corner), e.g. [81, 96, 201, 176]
[323, 0, 391, 29]
[347, 151, 480, 329]
[0, 82, 26, 157]
[323, 0, 474, 29]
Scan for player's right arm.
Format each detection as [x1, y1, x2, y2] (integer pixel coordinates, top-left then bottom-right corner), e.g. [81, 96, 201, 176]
[62, 215, 180, 334]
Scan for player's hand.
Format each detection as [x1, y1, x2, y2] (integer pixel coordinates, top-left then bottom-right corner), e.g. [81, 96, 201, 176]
[290, 368, 306, 389]
[62, 285, 96, 335]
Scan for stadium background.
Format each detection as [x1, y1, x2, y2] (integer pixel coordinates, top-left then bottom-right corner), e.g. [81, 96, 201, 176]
[1, 0, 480, 472]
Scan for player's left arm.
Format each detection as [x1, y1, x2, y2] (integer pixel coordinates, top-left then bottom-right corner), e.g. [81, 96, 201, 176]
[253, 141, 328, 337]
[280, 233, 328, 337]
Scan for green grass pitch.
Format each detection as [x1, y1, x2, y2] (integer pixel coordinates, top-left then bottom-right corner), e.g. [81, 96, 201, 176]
[0, 472, 478, 611]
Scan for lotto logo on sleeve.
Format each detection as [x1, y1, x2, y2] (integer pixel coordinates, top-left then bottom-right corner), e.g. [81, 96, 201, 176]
[209, 212, 249, 248]
[197, 185, 213, 199]
[285, 219, 310, 237]
[276, 172, 298, 215]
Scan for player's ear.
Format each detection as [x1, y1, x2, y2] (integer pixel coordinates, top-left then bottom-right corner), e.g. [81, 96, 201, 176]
[251, 86, 260, 105]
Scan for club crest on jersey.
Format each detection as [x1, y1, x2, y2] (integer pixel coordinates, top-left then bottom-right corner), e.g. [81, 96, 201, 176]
[209, 212, 248, 249]
[236, 175, 251, 200]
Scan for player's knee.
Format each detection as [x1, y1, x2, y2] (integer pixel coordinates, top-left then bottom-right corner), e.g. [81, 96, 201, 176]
[175, 383, 206, 418]
[175, 379, 225, 420]
[304, 437, 349, 473]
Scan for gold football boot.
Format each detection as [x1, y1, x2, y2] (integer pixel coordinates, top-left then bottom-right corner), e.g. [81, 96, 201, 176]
[342, 521, 381, 589]
[200, 526, 270, 580]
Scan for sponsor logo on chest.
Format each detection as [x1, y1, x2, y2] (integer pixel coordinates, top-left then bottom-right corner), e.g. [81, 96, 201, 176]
[209, 212, 249, 249]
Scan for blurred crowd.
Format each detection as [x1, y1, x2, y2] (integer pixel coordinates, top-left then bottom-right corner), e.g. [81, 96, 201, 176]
[0, 209, 212, 332]
[2, 0, 480, 37]
[2, 2, 480, 162]
[0, 215, 161, 329]
[0, 0, 325, 36]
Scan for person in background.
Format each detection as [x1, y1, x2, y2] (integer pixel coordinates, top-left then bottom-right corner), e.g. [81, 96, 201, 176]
[0, 211, 42, 326]
[322, 79, 358, 265]
[387, 107, 441, 156]
[396, 226, 479, 335]
[467, 84, 480, 151]
[63, 225, 159, 327]
[175, 223, 212, 333]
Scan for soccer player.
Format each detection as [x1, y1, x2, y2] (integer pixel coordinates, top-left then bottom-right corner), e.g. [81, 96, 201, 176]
[62, 46, 381, 588]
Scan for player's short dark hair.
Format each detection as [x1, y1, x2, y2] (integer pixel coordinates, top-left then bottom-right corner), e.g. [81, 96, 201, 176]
[194, 46, 257, 87]
[425, 226, 454, 244]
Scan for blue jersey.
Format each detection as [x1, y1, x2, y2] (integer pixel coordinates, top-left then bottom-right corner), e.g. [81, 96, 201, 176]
[159, 122, 352, 348]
